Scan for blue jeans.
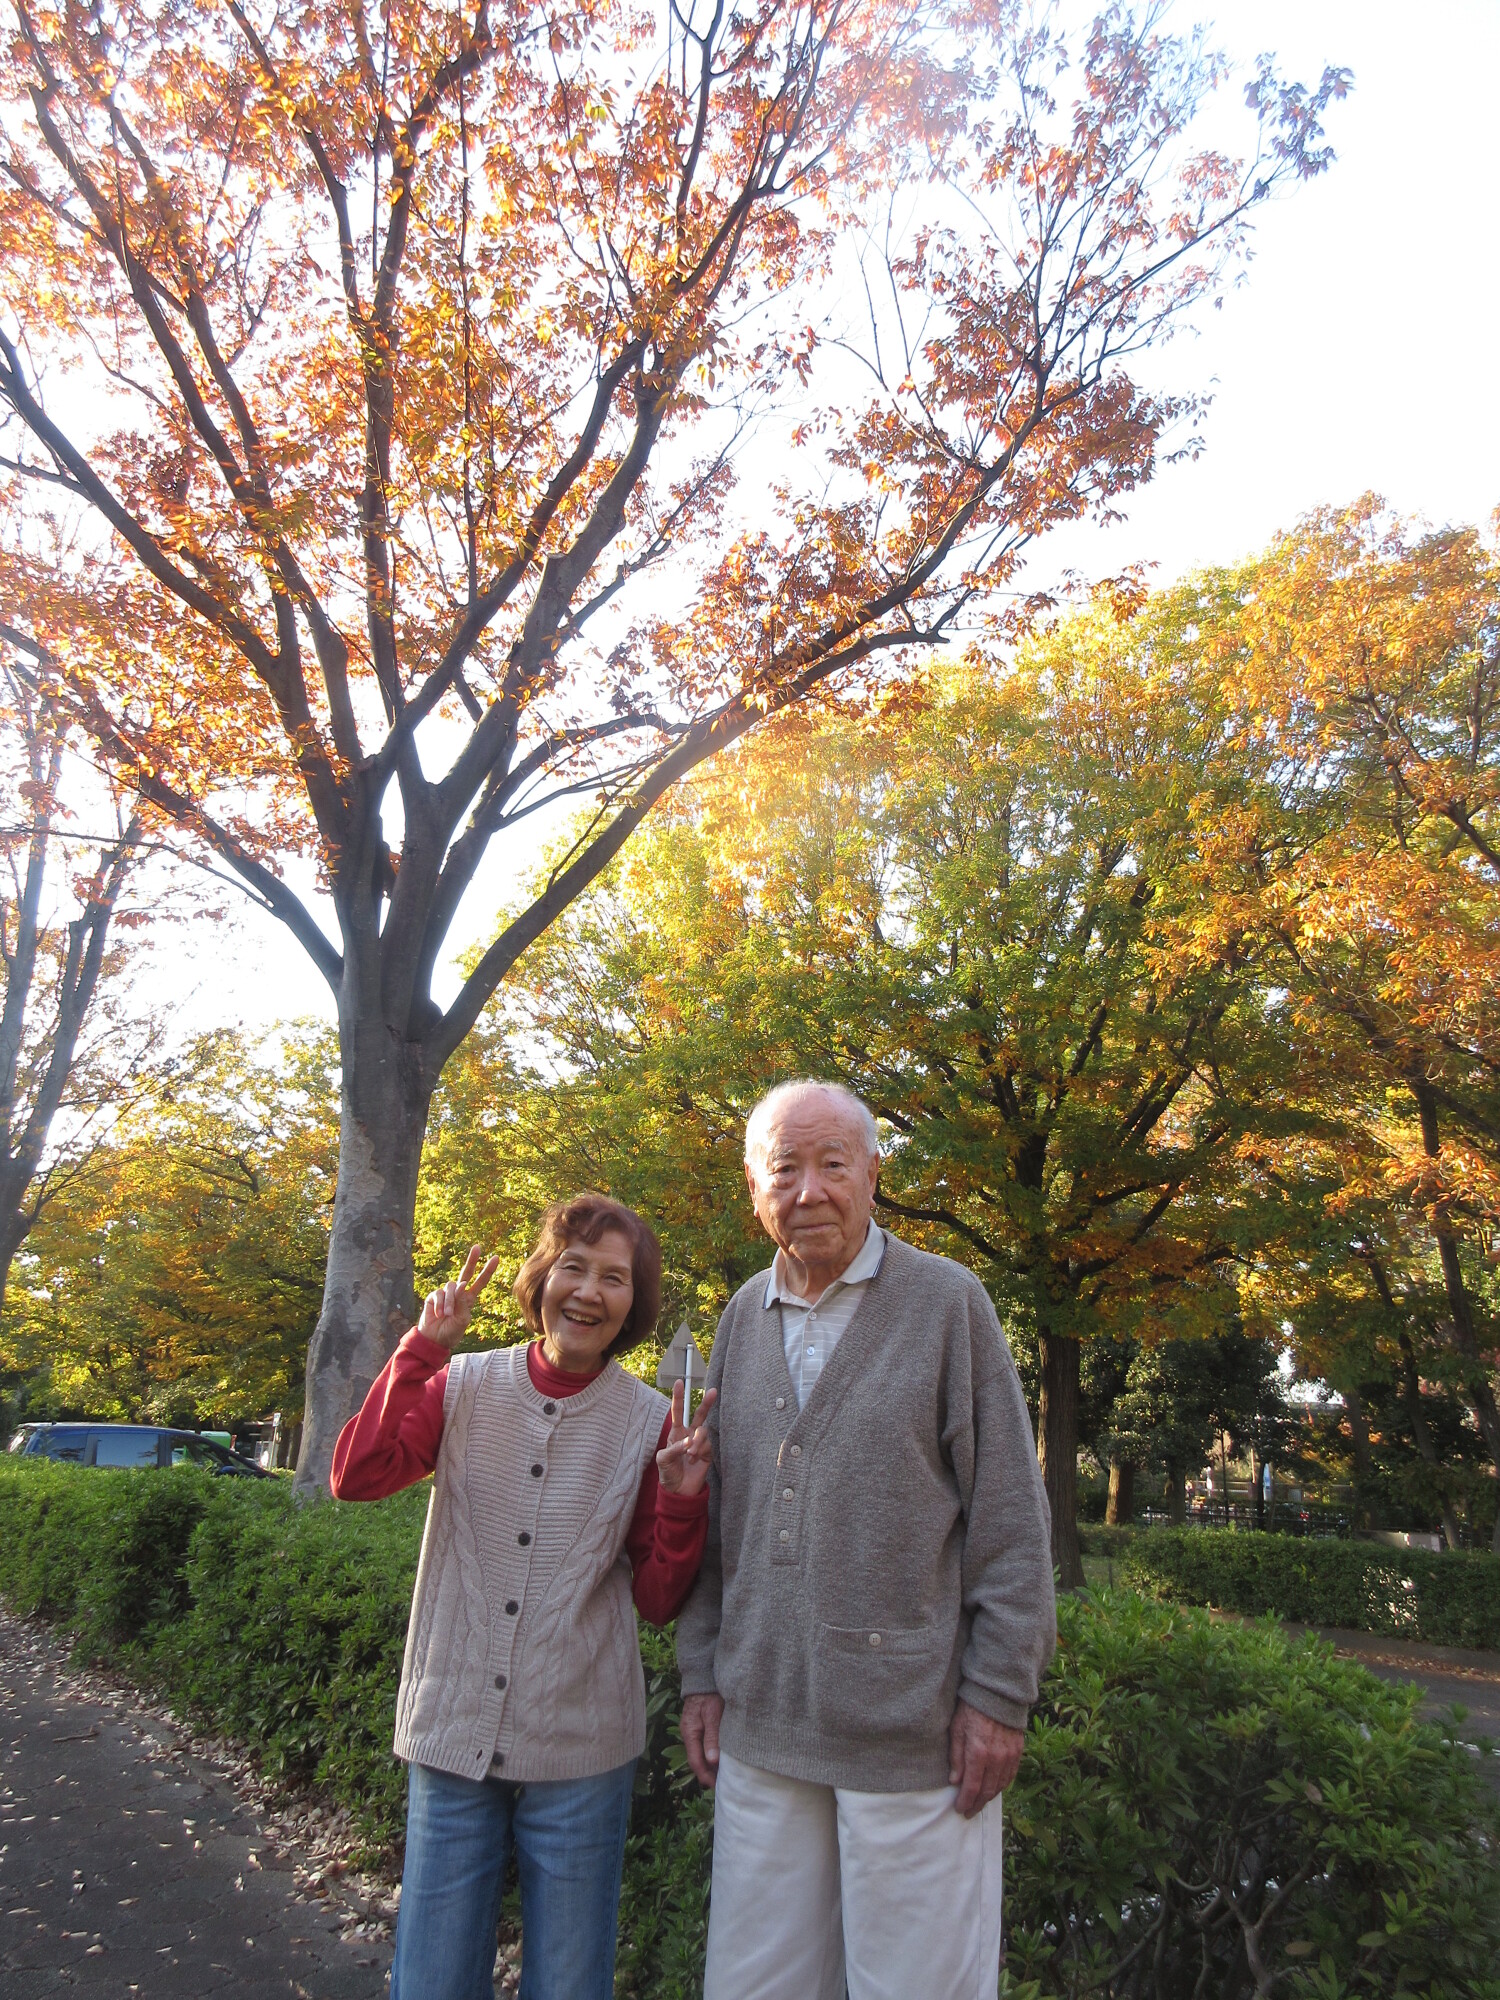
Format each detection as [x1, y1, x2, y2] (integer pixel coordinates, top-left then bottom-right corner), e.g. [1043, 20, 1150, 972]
[390, 1757, 637, 2000]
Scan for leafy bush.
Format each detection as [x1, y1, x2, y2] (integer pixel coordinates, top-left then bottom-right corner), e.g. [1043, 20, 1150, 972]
[1004, 1591, 1500, 1999]
[614, 1624, 713, 1998]
[1120, 1526, 1500, 1648]
[5, 1463, 1500, 1997]
[0, 1456, 213, 1645]
[152, 1476, 427, 1840]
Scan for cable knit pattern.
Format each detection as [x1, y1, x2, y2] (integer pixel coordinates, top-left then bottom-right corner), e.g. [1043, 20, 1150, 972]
[392, 1344, 668, 1784]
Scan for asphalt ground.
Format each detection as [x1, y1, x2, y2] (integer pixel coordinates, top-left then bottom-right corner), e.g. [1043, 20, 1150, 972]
[1299, 1624, 1500, 1773]
[0, 1608, 393, 1998]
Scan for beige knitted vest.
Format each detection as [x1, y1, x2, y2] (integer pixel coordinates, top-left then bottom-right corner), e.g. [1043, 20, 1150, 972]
[392, 1344, 668, 1783]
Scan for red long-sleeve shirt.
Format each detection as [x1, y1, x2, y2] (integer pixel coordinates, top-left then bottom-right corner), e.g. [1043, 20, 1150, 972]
[330, 1332, 708, 1626]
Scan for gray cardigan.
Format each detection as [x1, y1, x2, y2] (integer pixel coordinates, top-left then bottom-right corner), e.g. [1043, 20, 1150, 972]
[676, 1232, 1056, 1791]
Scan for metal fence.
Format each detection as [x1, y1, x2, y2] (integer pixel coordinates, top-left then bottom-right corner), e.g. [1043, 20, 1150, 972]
[1137, 1500, 1353, 1538]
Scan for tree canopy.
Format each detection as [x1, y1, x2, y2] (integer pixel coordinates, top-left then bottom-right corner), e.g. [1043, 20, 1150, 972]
[0, 0, 1346, 1484]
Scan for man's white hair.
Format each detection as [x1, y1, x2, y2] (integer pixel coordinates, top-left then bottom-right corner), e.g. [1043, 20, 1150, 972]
[743, 1078, 880, 1168]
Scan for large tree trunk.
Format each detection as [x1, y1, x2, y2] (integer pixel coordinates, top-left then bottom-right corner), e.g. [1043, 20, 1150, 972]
[1037, 1332, 1083, 1589]
[1166, 1463, 1187, 1524]
[294, 1018, 435, 1495]
[1105, 1458, 1135, 1527]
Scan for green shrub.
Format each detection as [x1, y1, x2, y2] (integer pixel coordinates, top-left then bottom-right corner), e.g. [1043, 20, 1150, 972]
[0, 1457, 213, 1645]
[1120, 1526, 1500, 1647]
[1004, 1590, 1500, 1999]
[5, 1463, 1499, 1997]
[150, 1477, 428, 1843]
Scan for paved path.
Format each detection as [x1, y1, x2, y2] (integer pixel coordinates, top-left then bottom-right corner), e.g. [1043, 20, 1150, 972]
[1298, 1624, 1500, 1746]
[0, 1610, 393, 1997]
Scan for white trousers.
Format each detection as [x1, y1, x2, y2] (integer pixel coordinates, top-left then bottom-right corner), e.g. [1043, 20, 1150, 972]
[702, 1750, 1005, 2000]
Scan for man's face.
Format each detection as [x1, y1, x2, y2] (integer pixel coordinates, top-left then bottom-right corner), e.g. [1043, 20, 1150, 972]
[745, 1091, 879, 1280]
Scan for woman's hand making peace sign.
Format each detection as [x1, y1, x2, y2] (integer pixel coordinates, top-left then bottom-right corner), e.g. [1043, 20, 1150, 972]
[416, 1244, 501, 1352]
[655, 1380, 717, 1497]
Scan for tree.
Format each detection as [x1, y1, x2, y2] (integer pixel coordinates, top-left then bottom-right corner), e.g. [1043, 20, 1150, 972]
[1, 1028, 337, 1424]
[1230, 504, 1500, 1541]
[0, 0, 1345, 1485]
[1102, 1325, 1276, 1525]
[0, 652, 144, 1318]
[479, 620, 1318, 1582]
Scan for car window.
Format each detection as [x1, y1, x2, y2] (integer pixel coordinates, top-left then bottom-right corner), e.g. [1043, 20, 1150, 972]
[91, 1428, 160, 1469]
[40, 1427, 89, 1462]
[168, 1435, 227, 1467]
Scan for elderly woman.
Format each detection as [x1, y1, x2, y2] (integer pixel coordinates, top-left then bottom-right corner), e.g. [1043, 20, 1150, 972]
[331, 1194, 713, 2000]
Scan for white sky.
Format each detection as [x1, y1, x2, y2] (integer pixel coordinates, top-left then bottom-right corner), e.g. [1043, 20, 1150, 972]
[171, 0, 1500, 1045]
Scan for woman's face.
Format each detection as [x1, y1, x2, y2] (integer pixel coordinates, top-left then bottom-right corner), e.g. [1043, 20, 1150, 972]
[538, 1228, 636, 1372]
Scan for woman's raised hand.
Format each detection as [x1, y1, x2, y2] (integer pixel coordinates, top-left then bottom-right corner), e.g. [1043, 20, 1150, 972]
[416, 1244, 501, 1352]
[656, 1382, 717, 1497]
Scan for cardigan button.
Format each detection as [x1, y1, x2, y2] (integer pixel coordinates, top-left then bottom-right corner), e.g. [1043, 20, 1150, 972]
[779, 1530, 790, 1543]
[530, 1463, 544, 1477]
[868, 1632, 882, 1647]
[789, 1445, 801, 1457]
[543, 1401, 557, 1415]
[505, 1600, 519, 1615]
[495, 1673, 507, 1689]
[518, 1532, 532, 1546]
[775, 1397, 786, 1410]
[782, 1488, 794, 1501]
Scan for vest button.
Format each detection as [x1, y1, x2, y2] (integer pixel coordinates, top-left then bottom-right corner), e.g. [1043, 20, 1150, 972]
[495, 1673, 507, 1689]
[543, 1401, 557, 1415]
[518, 1532, 532, 1546]
[530, 1463, 544, 1477]
[505, 1600, 519, 1615]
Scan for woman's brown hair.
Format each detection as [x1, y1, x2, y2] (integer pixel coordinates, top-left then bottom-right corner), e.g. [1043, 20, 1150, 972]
[512, 1193, 663, 1359]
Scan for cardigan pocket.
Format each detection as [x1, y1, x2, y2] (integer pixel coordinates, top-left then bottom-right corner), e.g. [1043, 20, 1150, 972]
[811, 1621, 948, 1740]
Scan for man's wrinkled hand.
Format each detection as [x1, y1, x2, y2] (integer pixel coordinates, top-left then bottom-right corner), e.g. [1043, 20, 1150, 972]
[947, 1700, 1024, 1817]
[680, 1692, 725, 1788]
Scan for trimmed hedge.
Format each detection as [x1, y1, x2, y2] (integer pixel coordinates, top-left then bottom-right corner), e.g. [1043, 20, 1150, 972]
[4, 1460, 1500, 1998]
[1118, 1526, 1500, 1648]
[0, 1459, 425, 1840]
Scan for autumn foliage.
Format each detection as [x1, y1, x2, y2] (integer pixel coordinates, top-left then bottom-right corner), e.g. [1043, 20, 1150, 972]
[0, 0, 1346, 1482]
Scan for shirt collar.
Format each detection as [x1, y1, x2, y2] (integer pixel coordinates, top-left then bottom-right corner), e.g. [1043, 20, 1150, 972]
[763, 1219, 885, 1310]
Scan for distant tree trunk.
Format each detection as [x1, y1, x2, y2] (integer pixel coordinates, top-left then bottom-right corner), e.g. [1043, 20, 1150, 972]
[1412, 1081, 1500, 1551]
[1396, 1326, 1464, 1553]
[1165, 1463, 1187, 1524]
[0, 689, 140, 1322]
[1342, 1384, 1371, 1479]
[1252, 1450, 1266, 1529]
[1342, 1378, 1373, 1518]
[1105, 1458, 1135, 1527]
[293, 1011, 435, 1496]
[1037, 1332, 1083, 1588]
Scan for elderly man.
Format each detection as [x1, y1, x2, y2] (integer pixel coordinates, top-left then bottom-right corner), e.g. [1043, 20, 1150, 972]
[676, 1078, 1055, 2000]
